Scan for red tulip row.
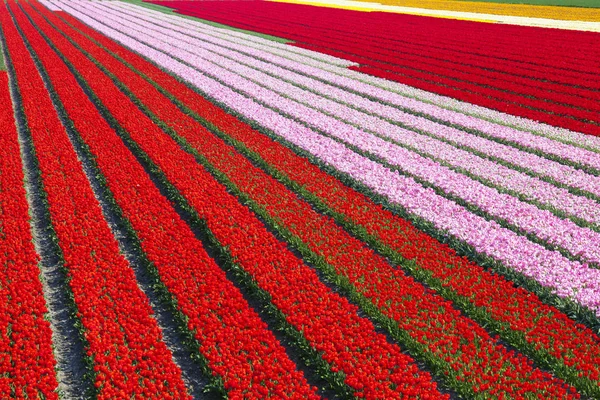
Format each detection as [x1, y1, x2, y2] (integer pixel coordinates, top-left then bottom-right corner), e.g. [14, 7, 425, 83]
[293, 41, 600, 114]
[206, 1, 600, 65]
[277, 25, 600, 99]
[45, 5, 600, 397]
[356, 65, 600, 136]
[11, 2, 322, 398]
[1, 4, 194, 399]
[160, 1, 600, 136]
[27, 3, 452, 397]
[201, 4, 600, 105]
[0, 64, 57, 400]
[164, 1, 600, 86]
[347, 57, 600, 115]
[296, 14, 600, 91]
[360, 54, 600, 111]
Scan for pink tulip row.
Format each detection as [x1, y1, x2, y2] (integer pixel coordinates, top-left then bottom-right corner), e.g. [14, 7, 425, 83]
[107, 11, 600, 224]
[57, 2, 600, 264]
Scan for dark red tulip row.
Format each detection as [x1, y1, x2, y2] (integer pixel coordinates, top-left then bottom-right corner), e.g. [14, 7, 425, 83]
[175, 2, 600, 90]
[170, 6, 600, 114]
[157, 0, 600, 136]
[44, 4, 600, 397]
[0, 67, 57, 400]
[304, 43, 600, 114]
[160, 0, 600, 83]
[25, 3, 451, 397]
[9, 1, 321, 398]
[161, 0, 600, 74]
[1, 4, 194, 399]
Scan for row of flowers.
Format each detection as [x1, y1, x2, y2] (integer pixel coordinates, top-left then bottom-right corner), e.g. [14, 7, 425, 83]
[41, 3, 600, 397]
[64, 0, 600, 229]
[25, 0, 600, 396]
[325, 40, 600, 114]
[21, 2, 326, 397]
[3, 3, 194, 398]
[163, 0, 600, 136]
[293, 25, 600, 110]
[113, 0, 357, 68]
[353, 0, 600, 23]
[0, 45, 57, 400]
[76, 9, 600, 396]
[57, 0, 600, 315]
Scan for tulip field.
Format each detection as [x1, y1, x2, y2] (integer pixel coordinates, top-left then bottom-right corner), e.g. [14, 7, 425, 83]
[1, 0, 600, 398]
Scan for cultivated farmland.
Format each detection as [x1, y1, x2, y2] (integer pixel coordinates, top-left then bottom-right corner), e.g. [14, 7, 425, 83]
[1, 0, 600, 398]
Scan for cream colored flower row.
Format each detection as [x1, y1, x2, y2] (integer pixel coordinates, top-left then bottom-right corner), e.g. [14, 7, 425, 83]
[359, 0, 600, 22]
[270, 0, 600, 31]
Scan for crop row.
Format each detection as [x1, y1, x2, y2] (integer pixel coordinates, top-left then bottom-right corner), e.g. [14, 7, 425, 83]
[0, 36, 57, 400]
[42, 4, 582, 396]
[149, 0, 600, 154]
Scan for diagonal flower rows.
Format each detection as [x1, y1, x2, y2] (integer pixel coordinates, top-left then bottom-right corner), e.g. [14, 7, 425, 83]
[43, 1, 600, 390]
[143, 1, 600, 158]
[52, 0, 600, 315]
[38, 1, 600, 396]
[5, 1, 323, 398]
[16, 0, 451, 397]
[0, 4, 192, 398]
[91, 1, 600, 172]
[2, 0, 600, 397]
[33, 3, 584, 397]
[23, 0, 600, 396]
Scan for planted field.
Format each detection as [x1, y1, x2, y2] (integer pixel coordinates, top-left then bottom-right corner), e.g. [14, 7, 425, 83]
[1, 0, 600, 398]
